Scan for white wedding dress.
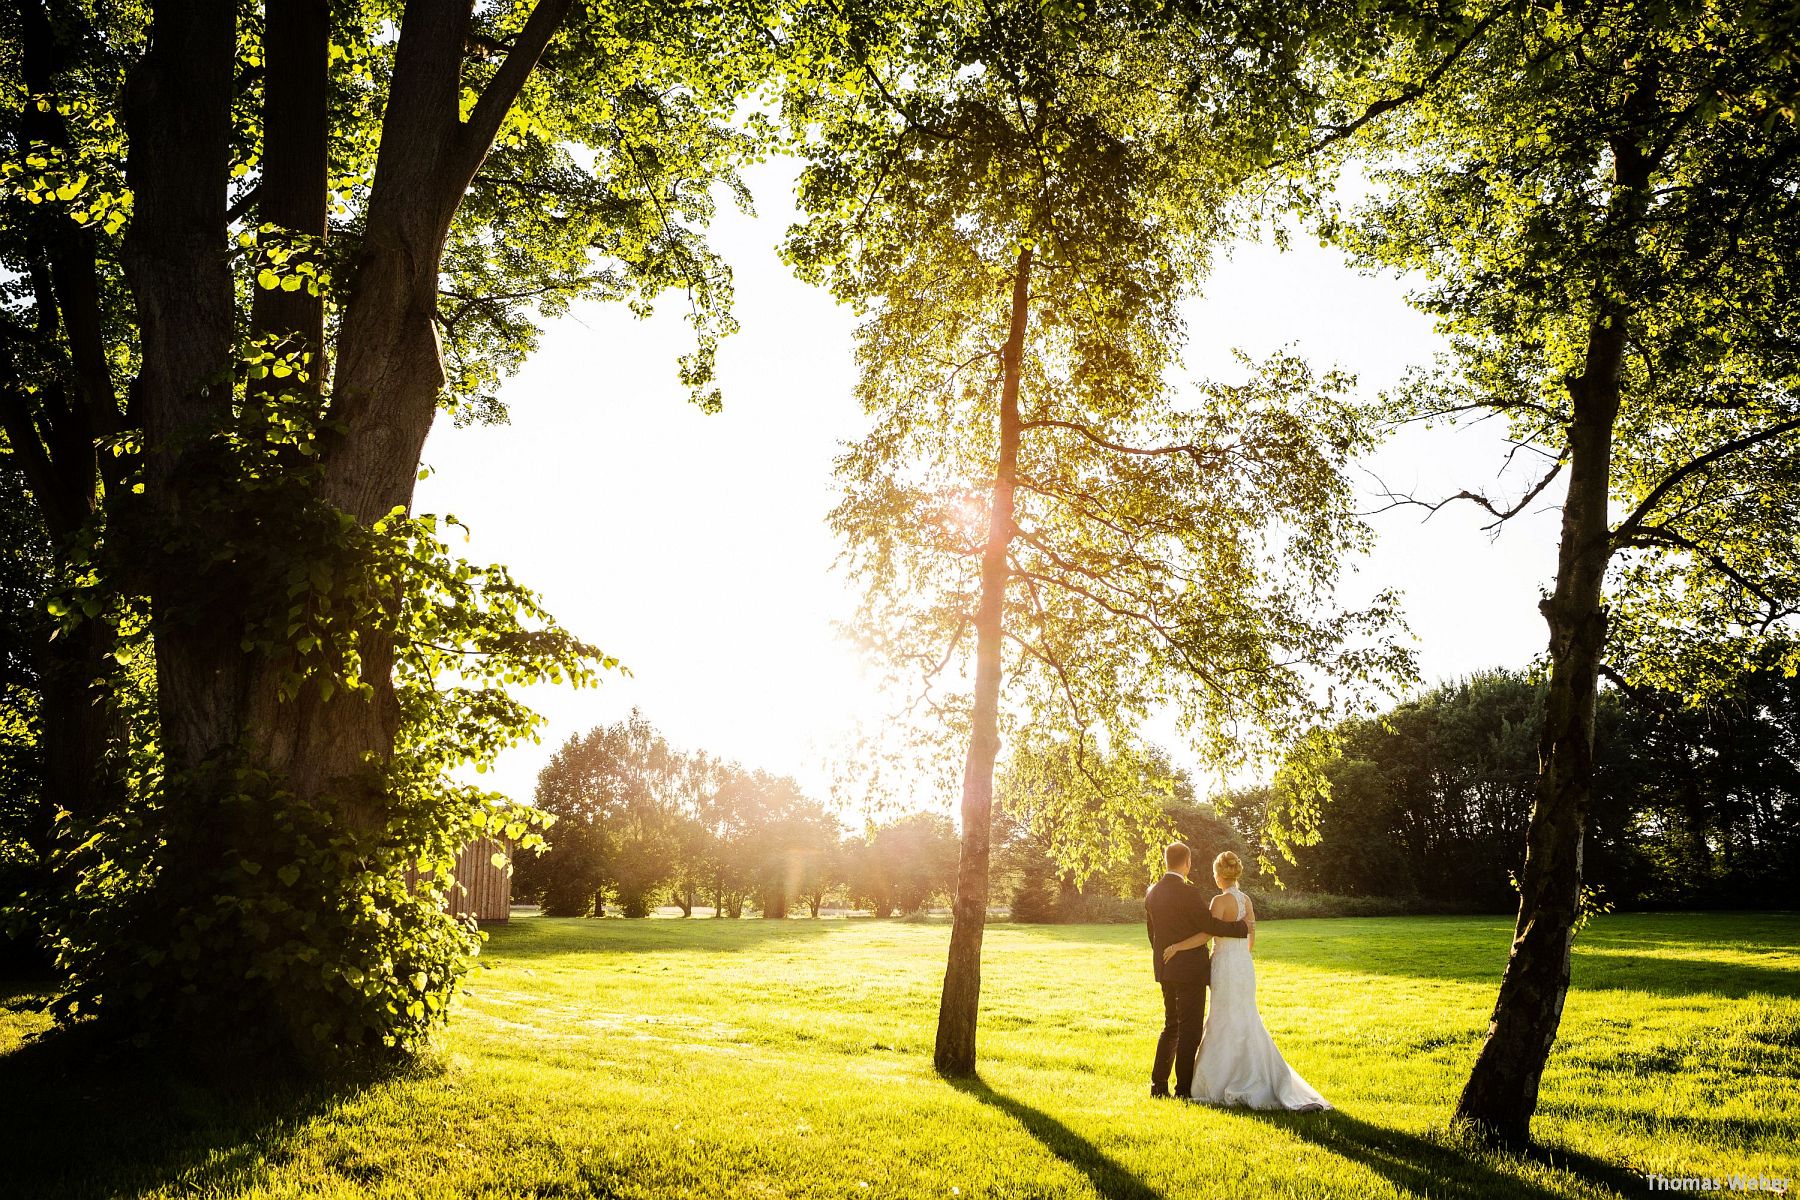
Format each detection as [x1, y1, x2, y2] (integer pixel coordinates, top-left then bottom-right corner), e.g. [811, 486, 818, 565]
[1190, 886, 1331, 1111]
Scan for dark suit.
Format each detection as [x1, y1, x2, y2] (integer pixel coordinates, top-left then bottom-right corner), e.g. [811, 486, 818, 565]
[1144, 872, 1250, 1096]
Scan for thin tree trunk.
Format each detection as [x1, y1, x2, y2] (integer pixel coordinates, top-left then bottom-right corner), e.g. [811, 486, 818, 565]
[9, 0, 123, 900]
[38, 620, 121, 823]
[1454, 131, 1652, 1144]
[934, 246, 1031, 1077]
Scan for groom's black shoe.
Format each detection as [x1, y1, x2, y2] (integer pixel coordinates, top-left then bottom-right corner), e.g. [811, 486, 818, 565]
[1150, 1086, 1173, 1099]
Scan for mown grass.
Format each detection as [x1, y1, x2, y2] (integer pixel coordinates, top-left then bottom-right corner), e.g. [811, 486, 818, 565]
[4, 912, 1796, 1198]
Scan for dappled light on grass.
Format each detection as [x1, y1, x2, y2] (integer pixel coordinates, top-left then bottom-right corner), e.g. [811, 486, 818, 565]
[4, 914, 1796, 1198]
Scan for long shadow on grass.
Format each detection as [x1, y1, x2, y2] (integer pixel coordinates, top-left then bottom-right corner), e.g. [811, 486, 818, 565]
[1, 1020, 398, 1200]
[482, 915, 851, 959]
[950, 1076, 1163, 1200]
[1240, 1109, 1638, 1199]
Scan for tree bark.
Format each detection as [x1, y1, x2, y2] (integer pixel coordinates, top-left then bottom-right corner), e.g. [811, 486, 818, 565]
[226, 0, 570, 815]
[1454, 130, 1652, 1145]
[138, 0, 570, 813]
[250, 0, 330, 398]
[123, 0, 239, 776]
[11, 0, 128, 837]
[934, 246, 1031, 1077]
[111, 0, 575, 1053]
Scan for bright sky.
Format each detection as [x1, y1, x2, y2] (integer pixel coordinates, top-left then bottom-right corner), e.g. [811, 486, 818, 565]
[416, 157, 1565, 814]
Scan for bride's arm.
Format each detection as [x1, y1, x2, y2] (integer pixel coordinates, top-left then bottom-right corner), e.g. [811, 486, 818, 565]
[1243, 895, 1255, 953]
[1161, 931, 1209, 963]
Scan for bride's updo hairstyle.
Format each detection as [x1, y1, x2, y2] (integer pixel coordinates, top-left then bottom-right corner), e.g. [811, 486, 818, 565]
[1213, 851, 1244, 885]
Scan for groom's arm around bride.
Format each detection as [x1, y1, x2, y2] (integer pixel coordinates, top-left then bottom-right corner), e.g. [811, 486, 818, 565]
[1144, 841, 1250, 1100]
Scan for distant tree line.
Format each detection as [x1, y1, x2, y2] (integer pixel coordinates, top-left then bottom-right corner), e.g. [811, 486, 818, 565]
[513, 711, 961, 918]
[1221, 663, 1800, 912]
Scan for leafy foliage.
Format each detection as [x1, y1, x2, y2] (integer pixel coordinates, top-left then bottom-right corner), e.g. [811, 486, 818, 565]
[998, 745, 1251, 923]
[841, 812, 961, 918]
[45, 383, 596, 1056]
[1331, 0, 1800, 698]
[521, 712, 853, 920]
[1227, 662, 1800, 910]
[0, 0, 788, 1059]
[786, 0, 1412, 840]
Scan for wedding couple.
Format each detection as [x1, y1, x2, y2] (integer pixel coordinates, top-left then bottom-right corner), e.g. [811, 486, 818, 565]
[1144, 842, 1330, 1110]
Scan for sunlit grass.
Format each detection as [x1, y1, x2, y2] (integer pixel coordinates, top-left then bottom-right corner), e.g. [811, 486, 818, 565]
[5, 912, 1796, 1198]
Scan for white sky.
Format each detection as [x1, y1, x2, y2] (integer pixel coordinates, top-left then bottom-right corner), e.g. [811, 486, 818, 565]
[417, 157, 1565, 815]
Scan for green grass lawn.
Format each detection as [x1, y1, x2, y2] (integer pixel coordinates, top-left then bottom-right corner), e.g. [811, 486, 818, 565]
[5, 912, 1797, 1198]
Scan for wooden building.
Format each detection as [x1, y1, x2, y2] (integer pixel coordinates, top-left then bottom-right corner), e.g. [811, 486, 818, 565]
[407, 837, 512, 922]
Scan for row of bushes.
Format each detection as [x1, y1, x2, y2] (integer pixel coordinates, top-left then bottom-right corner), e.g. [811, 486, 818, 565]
[1001, 890, 1498, 924]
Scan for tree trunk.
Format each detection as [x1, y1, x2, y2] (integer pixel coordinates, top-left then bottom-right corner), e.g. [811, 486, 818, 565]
[8, 2, 126, 914]
[38, 620, 122, 822]
[250, 0, 329, 398]
[1454, 131, 1650, 1140]
[1680, 760, 1711, 890]
[934, 247, 1031, 1077]
[142, 0, 569, 815]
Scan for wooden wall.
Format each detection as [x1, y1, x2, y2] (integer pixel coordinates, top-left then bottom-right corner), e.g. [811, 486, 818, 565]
[449, 838, 512, 922]
[405, 838, 511, 922]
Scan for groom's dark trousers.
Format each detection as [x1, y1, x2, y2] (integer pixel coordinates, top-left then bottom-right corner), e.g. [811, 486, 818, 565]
[1145, 872, 1249, 1097]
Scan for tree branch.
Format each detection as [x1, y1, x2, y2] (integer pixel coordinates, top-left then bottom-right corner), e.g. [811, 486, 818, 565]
[1611, 416, 1800, 545]
[1620, 523, 1786, 612]
[1364, 457, 1566, 531]
[1277, 1, 1518, 165]
[1017, 417, 1225, 466]
[447, 0, 575, 201]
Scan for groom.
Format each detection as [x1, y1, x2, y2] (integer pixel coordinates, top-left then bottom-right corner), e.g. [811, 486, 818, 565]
[1144, 842, 1251, 1099]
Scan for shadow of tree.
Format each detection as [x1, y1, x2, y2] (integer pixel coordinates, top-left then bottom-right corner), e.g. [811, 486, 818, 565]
[949, 1075, 1163, 1200]
[951, 1074, 1640, 1200]
[481, 914, 852, 959]
[2, 1021, 399, 1199]
[1239, 1108, 1638, 1199]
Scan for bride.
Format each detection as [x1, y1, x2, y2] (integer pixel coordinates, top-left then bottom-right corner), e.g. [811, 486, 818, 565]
[1162, 851, 1331, 1111]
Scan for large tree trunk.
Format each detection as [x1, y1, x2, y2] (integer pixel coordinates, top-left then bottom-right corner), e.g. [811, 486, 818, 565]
[933, 247, 1031, 1077]
[141, 0, 569, 802]
[1454, 133, 1651, 1143]
[123, 0, 240, 777]
[230, 0, 466, 811]
[115, 0, 571, 1053]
